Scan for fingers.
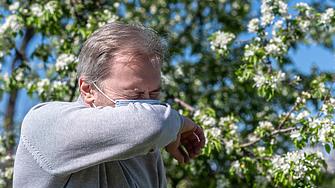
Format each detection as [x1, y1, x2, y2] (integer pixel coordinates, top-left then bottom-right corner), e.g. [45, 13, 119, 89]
[194, 125, 206, 149]
[178, 146, 190, 164]
[181, 117, 205, 149]
[165, 145, 190, 165]
[181, 133, 201, 158]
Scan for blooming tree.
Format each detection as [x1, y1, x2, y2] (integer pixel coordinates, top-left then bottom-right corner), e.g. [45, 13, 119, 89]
[0, 0, 335, 187]
[206, 0, 335, 187]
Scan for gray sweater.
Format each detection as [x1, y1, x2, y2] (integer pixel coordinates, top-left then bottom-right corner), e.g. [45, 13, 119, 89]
[13, 98, 184, 188]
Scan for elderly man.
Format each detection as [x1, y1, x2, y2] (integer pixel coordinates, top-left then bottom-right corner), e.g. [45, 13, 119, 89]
[13, 22, 205, 187]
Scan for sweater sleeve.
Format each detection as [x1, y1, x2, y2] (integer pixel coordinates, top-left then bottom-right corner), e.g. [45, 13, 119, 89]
[19, 101, 183, 176]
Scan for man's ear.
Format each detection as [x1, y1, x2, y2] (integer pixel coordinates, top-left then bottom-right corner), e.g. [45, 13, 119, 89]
[79, 76, 95, 105]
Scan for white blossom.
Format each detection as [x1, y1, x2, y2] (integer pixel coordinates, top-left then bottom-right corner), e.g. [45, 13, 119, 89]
[225, 139, 234, 155]
[45, 2, 56, 14]
[296, 111, 309, 120]
[247, 18, 259, 33]
[113, 2, 120, 8]
[308, 117, 335, 145]
[260, 3, 274, 26]
[294, 75, 301, 81]
[321, 104, 328, 114]
[273, 151, 323, 182]
[203, 116, 216, 127]
[244, 45, 259, 60]
[290, 130, 301, 139]
[273, 20, 283, 29]
[52, 81, 66, 89]
[244, 50, 254, 58]
[319, 82, 326, 93]
[278, 1, 288, 14]
[264, 43, 280, 55]
[37, 78, 50, 94]
[261, 12, 275, 26]
[299, 20, 311, 32]
[193, 110, 201, 118]
[9, 2, 20, 12]
[210, 31, 235, 53]
[15, 72, 24, 82]
[253, 73, 267, 88]
[31, 4, 44, 17]
[2, 72, 10, 83]
[233, 160, 242, 174]
[259, 121, 273, 129]
[150, 5, 157, 14]
[219, 116, 234, 125]
[0, 15, 24, 34]
[295, 2, 310, 17]
[253, 70, 285, 89]
[55, 54, 77, 71]
[204, 127, 221, 144]
[320, 8, 334, 25]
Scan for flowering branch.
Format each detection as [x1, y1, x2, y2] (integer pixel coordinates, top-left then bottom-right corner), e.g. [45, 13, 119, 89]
[243, 96, 303, 142]
[277, 97, 303, 130]
[241, 127, 300, 148]
[317, 74, 335, 118]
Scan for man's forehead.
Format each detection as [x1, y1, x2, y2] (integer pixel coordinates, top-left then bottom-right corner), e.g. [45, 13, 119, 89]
[110, 54, 161, 73]
[106, 54, 162, 90]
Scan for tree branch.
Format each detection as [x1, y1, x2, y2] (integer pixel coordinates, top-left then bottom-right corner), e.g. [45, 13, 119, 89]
[277, 97, 302, 130]
[173, 97, 196, 113]
[242, 127, 300, 148]
[317, 74, 335, 118]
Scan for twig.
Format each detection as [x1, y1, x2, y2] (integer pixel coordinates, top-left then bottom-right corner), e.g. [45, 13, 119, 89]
[243, 131, 255, 142]
[243, 96, 302, 142]
[173, 97, 196, 113]
[277, 97, 303, 130]
[234, 39, 252, 44]
[317, 75, 335, 118]
[242, 127, 300, 148]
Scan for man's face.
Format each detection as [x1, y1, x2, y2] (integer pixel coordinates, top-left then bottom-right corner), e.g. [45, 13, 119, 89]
[94, 54, 162, 107]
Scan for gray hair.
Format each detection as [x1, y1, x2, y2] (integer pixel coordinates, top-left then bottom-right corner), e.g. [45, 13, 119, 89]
[77, 22, 168, 88]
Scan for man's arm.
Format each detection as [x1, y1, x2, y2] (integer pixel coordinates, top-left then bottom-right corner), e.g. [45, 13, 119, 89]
[19, 101, 183, 175]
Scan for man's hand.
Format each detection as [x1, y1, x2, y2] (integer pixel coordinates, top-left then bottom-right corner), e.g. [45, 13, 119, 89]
[165, 116, 206, 165]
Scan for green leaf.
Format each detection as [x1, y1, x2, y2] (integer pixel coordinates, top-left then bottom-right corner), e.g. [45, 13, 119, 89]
[253, 56, 257, 65]
[79, 28, 86, 38]
[325, 114, 334, 118]
[280, 172, 285, 182]
[321, 159, 328, 169]
[325, 144, 331, 154]
[245, 173, 250, 183]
